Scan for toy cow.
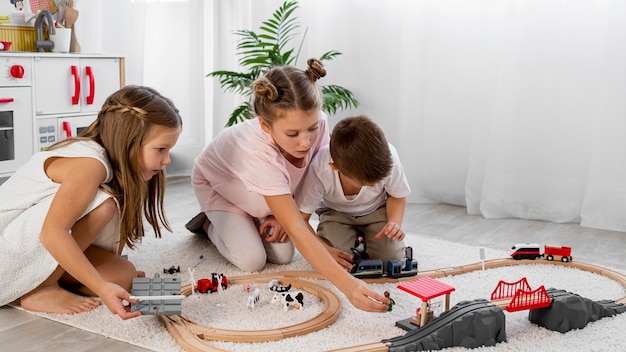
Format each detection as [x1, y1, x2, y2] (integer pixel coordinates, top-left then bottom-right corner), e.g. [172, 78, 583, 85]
[271, 291, 304, 312]
[246, 288, 261, 308]
[268, 279, 292, 292]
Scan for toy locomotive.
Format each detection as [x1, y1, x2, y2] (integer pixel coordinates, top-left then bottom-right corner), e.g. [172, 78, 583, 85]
[509, 243, 572, 262]
[350, 242, 418, 279]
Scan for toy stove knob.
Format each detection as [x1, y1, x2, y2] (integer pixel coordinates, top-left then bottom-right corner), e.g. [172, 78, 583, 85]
[10, 65, 24, 79]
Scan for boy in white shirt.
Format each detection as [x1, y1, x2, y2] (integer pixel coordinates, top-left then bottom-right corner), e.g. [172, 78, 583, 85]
[298, 115, 411, 271]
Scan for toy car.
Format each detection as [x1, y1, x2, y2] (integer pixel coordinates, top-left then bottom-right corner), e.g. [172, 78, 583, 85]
[196, 273, 228, 293]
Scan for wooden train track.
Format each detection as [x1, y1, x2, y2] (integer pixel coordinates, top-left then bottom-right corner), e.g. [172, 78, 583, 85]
[160, 273, 342, 350]
[161, 258, 626, 352]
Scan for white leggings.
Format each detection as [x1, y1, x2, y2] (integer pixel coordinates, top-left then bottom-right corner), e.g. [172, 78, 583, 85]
[205, 211, 295, 272]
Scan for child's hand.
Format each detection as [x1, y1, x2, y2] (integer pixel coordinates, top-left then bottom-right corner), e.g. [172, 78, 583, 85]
[98, 282, 142, 320]
[326, 247, 354, 271]
[374, 221, 406, 241]
[259, 215, 288, 243]
[343, 277, 391, 313]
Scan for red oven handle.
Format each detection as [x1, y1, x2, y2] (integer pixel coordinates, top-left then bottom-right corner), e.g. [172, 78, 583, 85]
[71, 65, 80, 105]
[0, 98, 15, 103]
[86, 66, 95, 105]
[62, 121, 72, 138]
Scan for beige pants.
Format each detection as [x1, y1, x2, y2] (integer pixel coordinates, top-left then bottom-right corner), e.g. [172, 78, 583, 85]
[315, 206, 406, 268]
[205, 210, 295, 272]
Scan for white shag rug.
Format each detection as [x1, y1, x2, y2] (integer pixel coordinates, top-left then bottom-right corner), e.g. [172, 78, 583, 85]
[12, 230, 626, 352]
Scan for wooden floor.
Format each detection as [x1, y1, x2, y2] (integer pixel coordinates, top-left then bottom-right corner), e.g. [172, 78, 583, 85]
[2, 176, 625, 351]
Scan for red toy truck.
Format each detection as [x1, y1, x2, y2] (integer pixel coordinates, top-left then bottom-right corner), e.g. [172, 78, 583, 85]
[196, 273, 228, 293]
[543, 245, 572, 262]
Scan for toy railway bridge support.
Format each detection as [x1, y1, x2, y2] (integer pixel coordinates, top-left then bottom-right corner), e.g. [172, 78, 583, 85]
[490, 277, 551, 312]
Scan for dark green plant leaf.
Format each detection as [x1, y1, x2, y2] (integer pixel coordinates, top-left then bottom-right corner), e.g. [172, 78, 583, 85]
[207, 0, 359, 127]
[227, 102, 254, 127]
[322, 85, 359, 116]
[319, 50, 343, 61]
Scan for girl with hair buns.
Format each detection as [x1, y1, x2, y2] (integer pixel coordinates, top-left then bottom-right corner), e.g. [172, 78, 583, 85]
[189, 59, 390, 312]
[0, 85, 182, 319]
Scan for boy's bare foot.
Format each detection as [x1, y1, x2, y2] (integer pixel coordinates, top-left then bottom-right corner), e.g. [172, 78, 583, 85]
[20, 285, 100, 314]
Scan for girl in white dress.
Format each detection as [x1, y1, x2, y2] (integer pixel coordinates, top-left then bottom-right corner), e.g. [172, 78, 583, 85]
[0, 85, 182, 319]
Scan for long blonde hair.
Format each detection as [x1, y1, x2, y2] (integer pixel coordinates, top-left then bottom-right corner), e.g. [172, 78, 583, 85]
[49, 85, 182, 248]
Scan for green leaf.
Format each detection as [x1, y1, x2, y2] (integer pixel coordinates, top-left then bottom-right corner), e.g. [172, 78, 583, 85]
[227, 102, 254, 127]
[319, 51, 343, 61]
[207, 0, 359, 127]
[322, 85, 359, 115]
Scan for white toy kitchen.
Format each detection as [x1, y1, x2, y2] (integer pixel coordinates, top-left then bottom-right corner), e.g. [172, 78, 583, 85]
[0, 53, 124, 184]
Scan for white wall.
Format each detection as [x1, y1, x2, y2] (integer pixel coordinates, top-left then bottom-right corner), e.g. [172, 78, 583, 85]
[77, 0, 626, 230]
[204, 0, 626, 230]
[76, 0, 209, 176]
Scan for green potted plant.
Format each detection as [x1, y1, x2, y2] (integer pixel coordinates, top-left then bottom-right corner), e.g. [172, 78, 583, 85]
[208, 0, 359, 126]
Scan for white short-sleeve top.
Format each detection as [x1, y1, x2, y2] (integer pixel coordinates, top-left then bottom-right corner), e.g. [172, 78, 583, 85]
[297, 143, 411, 217]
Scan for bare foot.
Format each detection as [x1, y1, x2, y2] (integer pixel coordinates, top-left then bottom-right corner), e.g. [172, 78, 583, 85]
[20, 285, 101, 314]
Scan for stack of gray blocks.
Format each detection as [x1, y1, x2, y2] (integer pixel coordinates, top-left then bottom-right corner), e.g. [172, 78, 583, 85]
[131, 274, 182, 315]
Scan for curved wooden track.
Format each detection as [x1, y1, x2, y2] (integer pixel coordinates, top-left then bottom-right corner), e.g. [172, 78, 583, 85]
[160, 273, 342, 349]
[161, 258, 626, 352]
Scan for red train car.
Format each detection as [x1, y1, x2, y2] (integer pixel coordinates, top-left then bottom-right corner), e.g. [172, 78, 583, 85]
[509, 243, 573, 262]
[544, 245, 572, 262]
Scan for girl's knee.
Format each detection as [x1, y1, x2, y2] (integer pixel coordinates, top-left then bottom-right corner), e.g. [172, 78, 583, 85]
[77, 246, 137, 293]
[267, 247, 294, 265]
[72, 198, 118, 247]
[269, 256, 293, 265]
[235, 252, 267, 272]
[117, 258, 138, 290]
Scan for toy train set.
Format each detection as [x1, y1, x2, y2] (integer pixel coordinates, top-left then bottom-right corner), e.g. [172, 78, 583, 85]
[350, 257, 419, 279]
[509, 243, 572, 262]
[133, 242, 626, 351]
[350, 245, 419, 279]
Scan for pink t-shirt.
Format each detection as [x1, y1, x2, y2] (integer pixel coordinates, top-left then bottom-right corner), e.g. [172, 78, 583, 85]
[191, 115, 329, 219]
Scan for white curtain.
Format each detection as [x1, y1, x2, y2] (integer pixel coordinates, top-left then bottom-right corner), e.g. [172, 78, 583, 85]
[462, 1, 626, 231]
[211, 0, 626, 231]
[77, 0, 209, 175]
[84, 0, 626, 232]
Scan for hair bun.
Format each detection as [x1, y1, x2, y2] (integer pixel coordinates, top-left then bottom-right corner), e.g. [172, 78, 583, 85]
[253, 77, 279, 101]
[305, 58, 326, 82]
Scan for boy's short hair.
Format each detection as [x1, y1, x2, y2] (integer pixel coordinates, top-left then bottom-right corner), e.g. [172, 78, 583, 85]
[330, 115, 392, 183]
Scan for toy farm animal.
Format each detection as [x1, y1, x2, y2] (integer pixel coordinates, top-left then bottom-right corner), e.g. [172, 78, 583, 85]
[246, 288, 261, 308]
[268, 279, 292, 292]
[271, 291, 304, 312]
